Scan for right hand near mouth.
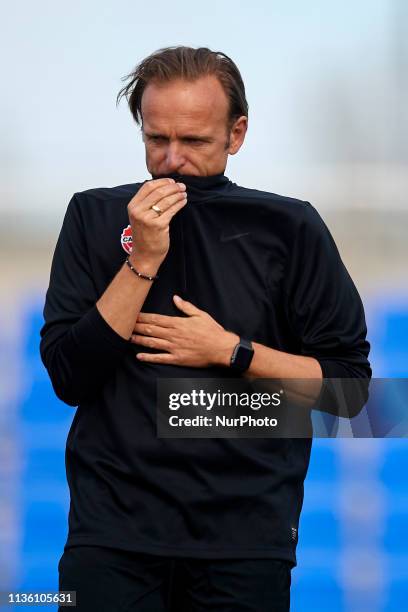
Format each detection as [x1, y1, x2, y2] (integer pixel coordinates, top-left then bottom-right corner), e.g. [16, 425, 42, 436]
[127, 178, 187, 272]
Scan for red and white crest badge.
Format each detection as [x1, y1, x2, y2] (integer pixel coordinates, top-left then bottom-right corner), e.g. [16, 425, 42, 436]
[121, 224, 133, 254]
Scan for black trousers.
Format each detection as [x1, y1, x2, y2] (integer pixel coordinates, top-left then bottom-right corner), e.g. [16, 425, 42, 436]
[58, 545, 291, 611]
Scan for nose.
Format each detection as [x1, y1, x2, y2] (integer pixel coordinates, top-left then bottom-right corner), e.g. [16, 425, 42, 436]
[164, 142, 186, 173]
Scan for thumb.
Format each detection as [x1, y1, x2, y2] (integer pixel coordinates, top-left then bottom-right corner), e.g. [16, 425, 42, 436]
[173, 295, 201, 316]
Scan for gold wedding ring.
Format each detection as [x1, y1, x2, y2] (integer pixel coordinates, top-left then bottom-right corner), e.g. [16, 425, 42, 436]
[151, 204, 162, 216]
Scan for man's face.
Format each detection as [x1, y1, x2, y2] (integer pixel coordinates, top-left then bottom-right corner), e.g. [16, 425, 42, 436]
[141, 75, 247, 176]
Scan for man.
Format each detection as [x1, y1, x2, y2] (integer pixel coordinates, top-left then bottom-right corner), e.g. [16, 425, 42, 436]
[40, 46, 371, 611]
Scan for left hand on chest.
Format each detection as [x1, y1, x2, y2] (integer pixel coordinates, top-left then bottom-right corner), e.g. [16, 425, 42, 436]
[131, 295, 238, 367]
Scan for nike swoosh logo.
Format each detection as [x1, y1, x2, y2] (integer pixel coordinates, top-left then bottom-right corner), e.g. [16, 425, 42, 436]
[220, 232, 251, 242]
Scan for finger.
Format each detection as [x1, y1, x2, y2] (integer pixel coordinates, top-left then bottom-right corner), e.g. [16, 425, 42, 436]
[173, 295, 202, 316]
[137, 312, 178, 327]
[145, 189, 187, 219]
[139, 182, 186, 213]
[132, 178, 174, 207]
[136, 352, 176, 364]
[133, 323, 172, 338]
[154, 196, 188, 225]
[130, 334, 171, 350]
[128, 179, 184, 215]
[137, 177, 176, 198]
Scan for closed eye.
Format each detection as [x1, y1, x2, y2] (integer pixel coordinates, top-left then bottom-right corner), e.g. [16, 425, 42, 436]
[148, 135, 167, 143]
[145, 133, 211, 145]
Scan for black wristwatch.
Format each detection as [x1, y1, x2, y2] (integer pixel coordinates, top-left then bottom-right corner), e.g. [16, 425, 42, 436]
[230, 337, 254, 373]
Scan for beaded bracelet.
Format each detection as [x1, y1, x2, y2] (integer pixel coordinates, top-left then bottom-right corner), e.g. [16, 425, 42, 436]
[125, 257, 159, 281]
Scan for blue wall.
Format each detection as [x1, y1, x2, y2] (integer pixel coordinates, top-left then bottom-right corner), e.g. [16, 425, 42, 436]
[2, 295, 407, 611]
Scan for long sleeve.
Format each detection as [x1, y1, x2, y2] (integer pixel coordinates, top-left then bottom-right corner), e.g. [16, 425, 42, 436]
[39, 193, 130, 406]
[283, 202, 371, 416]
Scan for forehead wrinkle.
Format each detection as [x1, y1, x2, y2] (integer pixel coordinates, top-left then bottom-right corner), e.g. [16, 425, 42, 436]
[141, 76, 229, 132]
[143, 113, 215, 138]
[144, 100, 220, 125]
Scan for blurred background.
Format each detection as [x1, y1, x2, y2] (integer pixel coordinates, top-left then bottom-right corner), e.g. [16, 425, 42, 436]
[0, 0, 407, 610]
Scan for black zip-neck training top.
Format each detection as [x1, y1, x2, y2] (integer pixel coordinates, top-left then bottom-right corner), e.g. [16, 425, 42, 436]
[40, 172, 371, 566]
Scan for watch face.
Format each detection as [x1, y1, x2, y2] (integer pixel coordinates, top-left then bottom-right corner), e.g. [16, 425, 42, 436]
[231, 339, 254, 372]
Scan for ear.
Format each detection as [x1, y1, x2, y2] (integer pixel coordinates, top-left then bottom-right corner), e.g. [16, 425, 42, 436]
[228, 116, 248, 155]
